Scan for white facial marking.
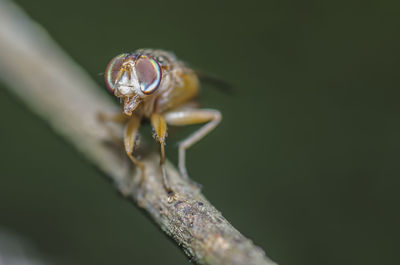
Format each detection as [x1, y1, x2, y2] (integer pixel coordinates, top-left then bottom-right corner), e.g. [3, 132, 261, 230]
[114, 61, 150, 97]
[118, 85, 132, 95]
[116, 71, 134, 95]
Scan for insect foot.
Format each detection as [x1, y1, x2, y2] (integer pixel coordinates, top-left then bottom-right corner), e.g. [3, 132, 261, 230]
[167, 190, 177, 204]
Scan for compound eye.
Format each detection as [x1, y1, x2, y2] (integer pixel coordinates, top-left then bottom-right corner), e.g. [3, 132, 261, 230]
[104, 53, 128, 94]
[135, 55, 162, 95]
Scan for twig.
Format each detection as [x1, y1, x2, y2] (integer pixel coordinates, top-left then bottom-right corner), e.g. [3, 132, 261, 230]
[0, 1, 277, 265]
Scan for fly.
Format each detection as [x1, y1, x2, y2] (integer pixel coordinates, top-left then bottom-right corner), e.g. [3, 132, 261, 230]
[98, 49, 222, 201]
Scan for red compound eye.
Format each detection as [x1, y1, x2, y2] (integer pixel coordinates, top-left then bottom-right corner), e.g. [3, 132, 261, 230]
[135, 55, 162, 95]
[104, 53, 128, 94]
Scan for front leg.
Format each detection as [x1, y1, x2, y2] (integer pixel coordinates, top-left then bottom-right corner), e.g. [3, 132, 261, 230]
[124, 116, 146, 188]
[151, 113, 174, 199]
[163, 108, 221, 181]
[97, 112, 129, 143]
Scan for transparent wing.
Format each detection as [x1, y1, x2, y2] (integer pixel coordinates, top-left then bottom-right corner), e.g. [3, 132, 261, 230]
[195, 70, 234, 94]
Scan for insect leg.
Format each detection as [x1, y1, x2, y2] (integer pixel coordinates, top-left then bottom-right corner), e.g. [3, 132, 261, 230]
[124, 116, 146, 186]
[163, 109, 221, 180]
[150, 113, 174, 196]
[98, 112, 128, 123]
[97, 112, 128, 143]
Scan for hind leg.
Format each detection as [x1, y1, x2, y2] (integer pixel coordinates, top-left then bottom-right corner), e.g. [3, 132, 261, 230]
[163, 108, 221, 181]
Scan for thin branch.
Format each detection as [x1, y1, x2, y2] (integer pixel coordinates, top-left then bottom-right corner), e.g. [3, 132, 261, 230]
[0, 1, 277, 265]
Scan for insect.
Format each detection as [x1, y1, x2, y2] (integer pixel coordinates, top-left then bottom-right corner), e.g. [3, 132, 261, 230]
[99, 49, 222, 199]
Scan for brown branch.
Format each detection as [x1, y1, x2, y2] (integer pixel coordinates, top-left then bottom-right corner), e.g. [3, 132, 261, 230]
[0, 1, 277, 265]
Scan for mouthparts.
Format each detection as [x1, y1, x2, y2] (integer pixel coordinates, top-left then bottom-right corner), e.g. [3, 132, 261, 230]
[123, 94, 140, 116]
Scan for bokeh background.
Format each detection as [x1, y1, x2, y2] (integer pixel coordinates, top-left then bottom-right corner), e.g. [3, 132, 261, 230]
[1, 0, 399, 264]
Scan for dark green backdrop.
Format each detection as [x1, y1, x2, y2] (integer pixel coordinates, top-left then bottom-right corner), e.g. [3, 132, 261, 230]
[1, 0, 399, 264]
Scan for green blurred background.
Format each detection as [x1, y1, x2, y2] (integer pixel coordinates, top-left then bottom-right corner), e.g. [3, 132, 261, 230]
[1, 0, 399, 264]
